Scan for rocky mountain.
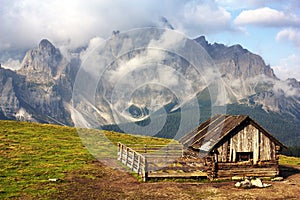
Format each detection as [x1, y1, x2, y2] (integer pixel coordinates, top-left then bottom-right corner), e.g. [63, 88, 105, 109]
[0, 32, 299, 146]
[195, 36, 300, 117]
[0, 39, 79, 125]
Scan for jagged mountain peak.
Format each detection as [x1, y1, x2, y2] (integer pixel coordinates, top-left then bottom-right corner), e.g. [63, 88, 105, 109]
[36, 38, 61, 59]
[19, 39, 63, 78]
[39, 39, 56, 52]
[194, 36, 209, 49]
[228, 44, 248, 54]
[159, 16, 174, 30]
[195, 36, 248, 54]
[194, 36, 277, 80]
[286, 78, 300, 88]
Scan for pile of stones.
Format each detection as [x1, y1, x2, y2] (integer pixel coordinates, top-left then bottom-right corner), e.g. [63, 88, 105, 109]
[234, 178, 272, 188]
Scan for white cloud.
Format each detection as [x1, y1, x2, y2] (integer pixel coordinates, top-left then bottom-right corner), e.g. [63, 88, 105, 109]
[182, 0, 232, 35]
[80, 37, 105, 62]
[216, 0, 300, 11]
[234, 7, 300, 27]
[0, 0, 160, 50]
[216, 0, 260, 10]
[1, 59, 21, 71]
[276, 28, 300, 47]
[0, 0, 236, 51]
[273, 54, 300, 81]
[273, 79, 300, 98]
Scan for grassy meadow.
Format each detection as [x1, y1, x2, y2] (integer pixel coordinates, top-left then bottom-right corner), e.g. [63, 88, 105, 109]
[0, 120, 174, 199]
[0, 120, 299, 199]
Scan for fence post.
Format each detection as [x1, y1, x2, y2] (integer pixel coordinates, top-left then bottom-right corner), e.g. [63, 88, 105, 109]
[117, 143, 120, 160]
[117, 143, 121, 161]
[117, 143, 149, 181]
[137, 154, 141, 174]
[143, 158, 148, 182]
[125, 147, 129, 165]
[131, 151, 135, 170]
[118, 143, 121, 161]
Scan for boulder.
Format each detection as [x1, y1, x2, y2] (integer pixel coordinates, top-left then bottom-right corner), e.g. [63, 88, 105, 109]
[235, 178, 272, 189]
[234, 182, 241, 188]
[251, 178, 263, 188]
[238, 179, 252, 188]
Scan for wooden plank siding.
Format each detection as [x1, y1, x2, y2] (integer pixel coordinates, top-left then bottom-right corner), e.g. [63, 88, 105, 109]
[253, 128, 259, 164]
[216, 163, 279, 178]
[215, 123, 278, 164]
[260, 132, 276, 161]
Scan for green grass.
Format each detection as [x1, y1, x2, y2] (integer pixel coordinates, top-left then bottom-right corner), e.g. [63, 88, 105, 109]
[1, 120, 299, 199]
[0, 120, 174, 199]
[279, 155, 300, 166]
[0, 121, 91, 199]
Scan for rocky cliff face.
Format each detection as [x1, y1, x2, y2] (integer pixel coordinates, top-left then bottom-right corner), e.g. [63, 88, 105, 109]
[19, 39, 62, 79]
[0, 35, 299, 128]
[195, 36, 300, 116]
[0, 68, 20, 119]
[0, 39, 80, 125]
[196, 36, 276, 78]
[195, 36, 277, 101]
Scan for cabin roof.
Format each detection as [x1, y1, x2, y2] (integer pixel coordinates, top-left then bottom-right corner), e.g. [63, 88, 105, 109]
[179, 114, 286, 153]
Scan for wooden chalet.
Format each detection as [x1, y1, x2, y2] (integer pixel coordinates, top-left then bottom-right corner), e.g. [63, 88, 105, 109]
[180, 114, 286, 179]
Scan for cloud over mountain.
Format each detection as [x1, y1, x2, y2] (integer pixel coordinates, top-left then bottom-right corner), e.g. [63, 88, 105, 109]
[0, 0, 236, 50]
[181, 0, 232, 34]
[234, 7, 300, 27]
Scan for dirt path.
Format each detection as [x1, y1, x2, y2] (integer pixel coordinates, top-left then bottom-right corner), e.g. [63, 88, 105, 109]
[50, 162, 300, 200]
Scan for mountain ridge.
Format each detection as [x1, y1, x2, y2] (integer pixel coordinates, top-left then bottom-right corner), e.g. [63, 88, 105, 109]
[0, 35, 299, 146]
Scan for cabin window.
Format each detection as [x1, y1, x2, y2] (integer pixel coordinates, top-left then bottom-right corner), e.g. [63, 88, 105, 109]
[236, 152, 253, 162]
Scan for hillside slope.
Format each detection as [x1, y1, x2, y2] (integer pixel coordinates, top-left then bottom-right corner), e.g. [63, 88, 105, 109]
[0, 120, 173, 199]
[1, 120, 300, 199]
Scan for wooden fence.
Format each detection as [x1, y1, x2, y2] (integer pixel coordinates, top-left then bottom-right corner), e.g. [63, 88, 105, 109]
[117, 142, 207, 181]
[117, 142, 148, 181]
[117, 142, 280, 180]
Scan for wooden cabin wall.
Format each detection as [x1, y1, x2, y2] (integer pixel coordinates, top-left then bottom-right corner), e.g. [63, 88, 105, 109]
[260, 132, 276, 161]
[216, 138, 230, 163]
[217, 140, 228, 162]
[216, 123, 276, 164]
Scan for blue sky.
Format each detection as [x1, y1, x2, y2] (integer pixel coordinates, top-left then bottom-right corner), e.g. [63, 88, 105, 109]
[0, 0, 299, 80]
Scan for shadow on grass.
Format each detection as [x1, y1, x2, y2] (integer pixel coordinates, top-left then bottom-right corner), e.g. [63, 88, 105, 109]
[279, 165, 300, 178]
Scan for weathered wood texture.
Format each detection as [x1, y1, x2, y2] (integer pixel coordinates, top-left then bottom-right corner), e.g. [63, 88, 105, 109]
[216, 162, 279, 178]
[118, 141, 279, 180]
[216, 123, 278, 164]
[205, 156, 279, 179]
[117, 142, 148, 181]
[148, 171, 207, 178]
[117, 142, 207, 181]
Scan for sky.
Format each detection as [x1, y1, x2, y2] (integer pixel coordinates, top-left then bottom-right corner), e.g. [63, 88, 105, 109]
[0, 0, 299, 81]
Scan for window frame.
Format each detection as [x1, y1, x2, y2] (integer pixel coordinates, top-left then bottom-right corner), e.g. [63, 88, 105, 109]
[236, 152, 253, 162]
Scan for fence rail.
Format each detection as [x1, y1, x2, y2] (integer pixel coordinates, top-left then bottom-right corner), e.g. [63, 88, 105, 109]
[117, 142, 208, 181]
[117, 142, 148, 181]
